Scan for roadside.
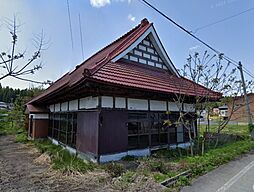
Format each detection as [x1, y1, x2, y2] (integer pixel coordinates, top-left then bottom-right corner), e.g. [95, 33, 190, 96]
[181, 151, 254, 192]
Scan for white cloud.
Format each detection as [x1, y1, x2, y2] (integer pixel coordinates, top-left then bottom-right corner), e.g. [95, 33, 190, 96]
[90, 0, 111, 8]
[189, 45, 200, 51]
[128, 14, 135, 22]
[90, 0, 131, 8]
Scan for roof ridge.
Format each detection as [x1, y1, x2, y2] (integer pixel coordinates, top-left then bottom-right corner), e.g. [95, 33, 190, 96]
[69, 20, 145, 75]
[88, 19, 151, 75]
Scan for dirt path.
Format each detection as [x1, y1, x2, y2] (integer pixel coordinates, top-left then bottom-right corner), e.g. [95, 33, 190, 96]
[0, 135, 111, 192]
[0, 135, 164, 192]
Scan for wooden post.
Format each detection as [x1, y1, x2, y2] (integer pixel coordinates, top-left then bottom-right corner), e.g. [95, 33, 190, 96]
[238, 62, 253, 131]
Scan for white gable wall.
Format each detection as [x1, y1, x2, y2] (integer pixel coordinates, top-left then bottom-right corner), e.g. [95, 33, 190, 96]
[111, 25, 180, 77]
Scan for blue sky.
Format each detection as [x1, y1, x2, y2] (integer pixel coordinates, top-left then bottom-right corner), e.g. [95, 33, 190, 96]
[0, 0, 253, 89]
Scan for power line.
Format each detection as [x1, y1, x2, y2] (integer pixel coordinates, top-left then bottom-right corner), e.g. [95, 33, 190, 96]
[139, 0, 254, 79]
[78, 13, 84, 60]
[67, 0, 74, 50]
[192, 7, 254, 33]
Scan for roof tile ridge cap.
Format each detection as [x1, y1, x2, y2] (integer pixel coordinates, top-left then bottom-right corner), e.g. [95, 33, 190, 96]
[69, 23, 143, 75]
[86, 53, 112, 76]
[110, 22, 151, 59]
[83, 20, 151, 77]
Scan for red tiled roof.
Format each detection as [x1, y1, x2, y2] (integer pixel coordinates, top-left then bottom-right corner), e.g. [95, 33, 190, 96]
[92, 61, 221, 98]
[28, 18, 221, 105]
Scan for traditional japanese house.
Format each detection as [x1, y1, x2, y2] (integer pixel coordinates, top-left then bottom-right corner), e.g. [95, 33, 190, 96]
[26, 19, 221, 162]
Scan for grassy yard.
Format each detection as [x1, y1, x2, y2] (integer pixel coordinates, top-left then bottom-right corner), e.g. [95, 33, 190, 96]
[199, 123, 249, 136]
[1, 118, 254, 191]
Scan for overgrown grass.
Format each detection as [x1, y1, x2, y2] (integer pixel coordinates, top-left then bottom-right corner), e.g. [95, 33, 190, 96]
[199, 124, 249, 136]
[145, 138, 254, 190]
[2, 118, 254, 191]
[31, 139, 95, 173]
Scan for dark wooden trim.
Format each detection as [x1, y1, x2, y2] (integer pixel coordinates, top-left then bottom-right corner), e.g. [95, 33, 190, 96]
[125, 97, 128, 109]
[98, 96, 102, 109]
[113, 96, 116, 109]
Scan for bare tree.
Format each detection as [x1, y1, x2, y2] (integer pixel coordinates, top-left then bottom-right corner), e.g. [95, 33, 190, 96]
[169, 51, 253, 155]
[0, 17, 51, 85]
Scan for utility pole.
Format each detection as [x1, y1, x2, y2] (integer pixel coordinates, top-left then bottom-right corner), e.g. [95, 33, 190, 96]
[238, 62, 253, 130]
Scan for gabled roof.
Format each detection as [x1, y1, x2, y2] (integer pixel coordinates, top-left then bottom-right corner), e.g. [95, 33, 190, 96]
[28, 18, 221, 105]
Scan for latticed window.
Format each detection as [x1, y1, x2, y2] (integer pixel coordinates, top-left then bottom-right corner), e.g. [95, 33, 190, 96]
[49, 112, 77, 148]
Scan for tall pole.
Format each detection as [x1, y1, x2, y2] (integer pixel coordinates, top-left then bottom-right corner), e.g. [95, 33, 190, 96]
[238, 62, 253, 129]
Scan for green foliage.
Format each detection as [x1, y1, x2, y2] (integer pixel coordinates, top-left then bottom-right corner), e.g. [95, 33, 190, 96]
[185, 139, 254, 177]
[152, 148, 188, 159]
[248, 124, 254, 133]
[33, 139, 94, 173]
[153, 173, 168, 182]
[104, 163, 125, 177]
[52, 150, 93, 173]
[177, 176, 190, 186]
[15, 131, 28, 143]
[199, 124, 249, 136]
[0, 83, 43, 103]
[120, 171, 136, 183]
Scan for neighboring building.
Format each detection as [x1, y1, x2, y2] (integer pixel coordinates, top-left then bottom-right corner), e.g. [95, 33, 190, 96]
[228, 93, 254, 123]
[0, 101, 13, 110]
[212, 107, 220, 115]
[218, 105, 228, 120]
[25, 19, 220, 162]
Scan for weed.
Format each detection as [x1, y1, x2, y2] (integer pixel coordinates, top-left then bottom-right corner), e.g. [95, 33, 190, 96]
[104, 163, 125, 177]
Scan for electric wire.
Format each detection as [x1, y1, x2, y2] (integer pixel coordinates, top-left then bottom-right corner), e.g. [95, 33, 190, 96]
[192, 7, 254, 33]
[67, 0, 74, 50]
[139, 0, 254, 79]
[78, 13, 84, 60]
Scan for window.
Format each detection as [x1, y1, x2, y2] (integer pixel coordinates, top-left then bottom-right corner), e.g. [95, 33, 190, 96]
[50, 112, 77, 148]
[127, 112, 185, 149]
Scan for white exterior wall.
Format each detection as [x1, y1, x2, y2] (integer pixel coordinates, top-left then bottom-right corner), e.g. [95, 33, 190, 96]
[168, 102, 181, 111]
[55, 103, 60, 112]
[128, 98, 148, 110]
[69, 99, 79, 111]
[29, 113, 49, 120]
[101, 96, 113, 108]
[184, 103, 195, 112]
[79, 96, 98, 109]
[49, 105, 54, 112]
[115, 97, 126, 109]
[61, 102, 68, 111]
[150, 100, 167, 111]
